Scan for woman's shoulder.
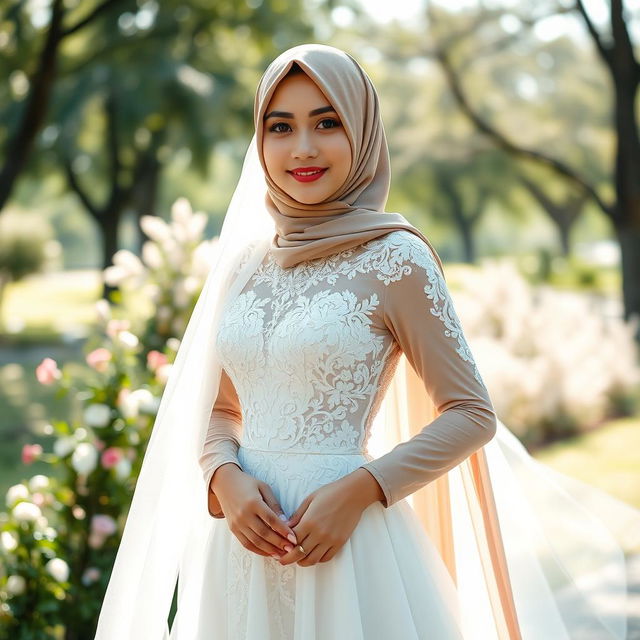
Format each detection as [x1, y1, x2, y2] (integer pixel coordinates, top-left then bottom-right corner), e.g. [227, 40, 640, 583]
[362, 229, 438, 265]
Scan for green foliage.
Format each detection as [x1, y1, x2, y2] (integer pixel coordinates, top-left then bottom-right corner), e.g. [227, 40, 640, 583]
[0, 215, 49, 282]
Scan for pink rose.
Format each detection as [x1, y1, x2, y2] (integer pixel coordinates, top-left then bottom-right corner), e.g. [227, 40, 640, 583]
[101, 447, 123, 469]
[35, 358, 61, 385]
[146, 350, 168, 372]
[22, 443, 43, 465]
[88, 531, 105, 549]
[106, 319, 130, 339]
[90, 514, 117, 537]
[86, 348, 112, 372]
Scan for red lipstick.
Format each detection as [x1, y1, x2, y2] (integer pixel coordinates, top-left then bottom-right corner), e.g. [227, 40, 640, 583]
[288, 166, 328, 183]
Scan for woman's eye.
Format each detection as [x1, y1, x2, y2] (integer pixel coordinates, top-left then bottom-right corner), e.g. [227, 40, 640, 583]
[268, 122, 291, 133]
[318, 118, 340, 129]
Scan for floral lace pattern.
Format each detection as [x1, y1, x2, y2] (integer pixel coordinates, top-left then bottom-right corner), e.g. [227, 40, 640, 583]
[216, 230, 482, 457]
[213, 229, 483, 629]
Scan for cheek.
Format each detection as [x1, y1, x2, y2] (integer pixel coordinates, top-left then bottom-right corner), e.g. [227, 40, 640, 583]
[262, 139, 284, 174]
[331, 137, 352, 180]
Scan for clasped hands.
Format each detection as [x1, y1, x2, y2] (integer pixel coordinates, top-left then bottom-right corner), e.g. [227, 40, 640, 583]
[209, 464, 383, 567]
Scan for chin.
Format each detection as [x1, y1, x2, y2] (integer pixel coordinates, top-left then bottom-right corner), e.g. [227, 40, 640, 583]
[293, 192, 326, 205]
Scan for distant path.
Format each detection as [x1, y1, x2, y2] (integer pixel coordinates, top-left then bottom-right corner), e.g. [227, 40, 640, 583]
[0, 339, 85, 366]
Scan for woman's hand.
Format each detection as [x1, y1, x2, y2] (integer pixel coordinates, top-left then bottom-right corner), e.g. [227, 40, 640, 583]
[277, 468, 385, 567]
[210, 463, 298, 559]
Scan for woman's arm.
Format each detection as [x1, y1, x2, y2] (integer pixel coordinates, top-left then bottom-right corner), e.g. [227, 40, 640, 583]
[198, 368, 244, 518]
[358, 234, 497, 508]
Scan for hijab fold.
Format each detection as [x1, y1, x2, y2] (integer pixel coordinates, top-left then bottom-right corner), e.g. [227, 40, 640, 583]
[253, 43, 445, 275]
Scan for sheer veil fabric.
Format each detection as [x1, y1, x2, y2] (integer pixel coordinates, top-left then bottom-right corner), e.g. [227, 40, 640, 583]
[94, 44, 640, 639]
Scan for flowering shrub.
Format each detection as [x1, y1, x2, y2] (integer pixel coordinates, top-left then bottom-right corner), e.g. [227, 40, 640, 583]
[0, 198, 216, 638]
[456, 259, 640, 445]
[104, 197, 218, 350]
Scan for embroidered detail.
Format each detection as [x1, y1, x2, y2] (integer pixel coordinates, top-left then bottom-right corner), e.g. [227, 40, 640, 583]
[212, 229, 486, 628]
[216, 229, 484, 456]
[381, 232, 484, 385]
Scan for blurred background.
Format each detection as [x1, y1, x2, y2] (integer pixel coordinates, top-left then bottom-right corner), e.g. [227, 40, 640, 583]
[1, 0, 639, 637]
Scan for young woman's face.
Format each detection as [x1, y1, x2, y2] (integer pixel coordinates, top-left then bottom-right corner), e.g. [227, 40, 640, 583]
[262, 72, 352, 204]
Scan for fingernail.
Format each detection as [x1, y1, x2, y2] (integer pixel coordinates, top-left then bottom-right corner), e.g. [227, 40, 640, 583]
[287, 533, 297, 544]
[284, 544, 293, 552]
[278, 514, 288, 521]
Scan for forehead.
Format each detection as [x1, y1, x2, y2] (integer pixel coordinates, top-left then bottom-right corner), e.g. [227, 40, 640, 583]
[266, 73, 332, 109]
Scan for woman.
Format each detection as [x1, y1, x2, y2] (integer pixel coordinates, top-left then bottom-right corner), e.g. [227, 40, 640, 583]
[95, 44, 639, 640]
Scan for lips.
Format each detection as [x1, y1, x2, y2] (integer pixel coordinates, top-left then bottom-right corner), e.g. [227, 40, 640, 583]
[288, 166, 328, 183]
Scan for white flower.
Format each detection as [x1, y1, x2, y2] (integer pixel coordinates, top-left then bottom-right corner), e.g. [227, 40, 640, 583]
[1, 531, 18, 552]
[186, 212, 207, 243]
[45, 557, 69, 583]
[34, 515, 49, 532]
[6, 484, 29, 508]
[13, 501, 41, 523]
[142, 241, 164, 270]
[83, 403, 112, 428]
[143, 282, 161, 303]
[94, 299, 111, 323]
[103, 264, 128, 286]
[54, 436, 76, 457]
[140, 215, 172, 243]
[28, 474, 50, 491]
[6, 575, 26, 596]
[183, 275, 200, 295]
[44, 526, 57, 540]
[137, 390, 159, 414]
[155, 363, 172, 384]
[170, 197, 193, 225]
[114, 457, 132, 480]
[166, 338, 181, 352]
[123, 388, 159, 418]
[114, 250, 145, 279]
[117, 331, 139, 349]
[71, 442, 98, 475]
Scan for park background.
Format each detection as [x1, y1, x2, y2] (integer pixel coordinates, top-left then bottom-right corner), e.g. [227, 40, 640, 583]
[0, 0, 639, 637]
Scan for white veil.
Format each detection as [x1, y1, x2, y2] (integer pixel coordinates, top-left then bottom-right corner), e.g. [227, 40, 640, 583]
[94, 133, 640, 639]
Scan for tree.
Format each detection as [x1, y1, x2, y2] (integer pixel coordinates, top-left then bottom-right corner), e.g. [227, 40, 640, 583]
[0, 0, 131, 212]
[423, 1, 640, 329]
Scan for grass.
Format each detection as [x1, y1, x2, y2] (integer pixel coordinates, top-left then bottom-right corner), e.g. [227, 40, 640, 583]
[532, 416, 640, 509]
[0, 269, 102, 343]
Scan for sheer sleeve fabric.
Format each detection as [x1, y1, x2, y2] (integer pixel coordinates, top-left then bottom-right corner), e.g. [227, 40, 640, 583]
[359, 237, 497, 508]
[198, 367, 244, 501]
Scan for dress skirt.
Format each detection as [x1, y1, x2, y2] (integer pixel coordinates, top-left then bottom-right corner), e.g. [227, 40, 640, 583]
[194, 445, 466, 640]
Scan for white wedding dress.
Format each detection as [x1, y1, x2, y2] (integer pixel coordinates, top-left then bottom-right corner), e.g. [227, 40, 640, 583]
[193, 229, 497, 639]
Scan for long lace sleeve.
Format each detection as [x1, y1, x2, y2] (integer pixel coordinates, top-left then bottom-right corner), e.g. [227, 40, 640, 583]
[199, 367, 244, 501]
[359, 235, 497, 508]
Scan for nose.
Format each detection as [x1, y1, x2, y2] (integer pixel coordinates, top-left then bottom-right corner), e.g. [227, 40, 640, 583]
[291, 129, 318, 159]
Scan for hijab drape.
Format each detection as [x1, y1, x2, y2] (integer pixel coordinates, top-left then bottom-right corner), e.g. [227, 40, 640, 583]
[253, 43, 445, 274]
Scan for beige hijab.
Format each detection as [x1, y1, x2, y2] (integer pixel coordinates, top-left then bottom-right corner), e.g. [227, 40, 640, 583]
[253, 43, 445, 275]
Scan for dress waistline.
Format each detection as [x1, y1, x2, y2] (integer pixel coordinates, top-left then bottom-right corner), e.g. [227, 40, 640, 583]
[239, 444, 368, 457]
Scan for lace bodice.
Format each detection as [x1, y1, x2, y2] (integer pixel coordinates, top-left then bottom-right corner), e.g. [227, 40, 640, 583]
[199, 230, 497, 508]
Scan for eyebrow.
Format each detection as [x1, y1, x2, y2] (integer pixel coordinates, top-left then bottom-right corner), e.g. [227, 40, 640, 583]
[263, 105, 337, 120]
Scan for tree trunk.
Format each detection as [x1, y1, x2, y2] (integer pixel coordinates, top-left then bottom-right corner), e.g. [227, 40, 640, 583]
[101, 214, 120, 300]
[615, 224, 640, 340]
[460, 221, 476, 263]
